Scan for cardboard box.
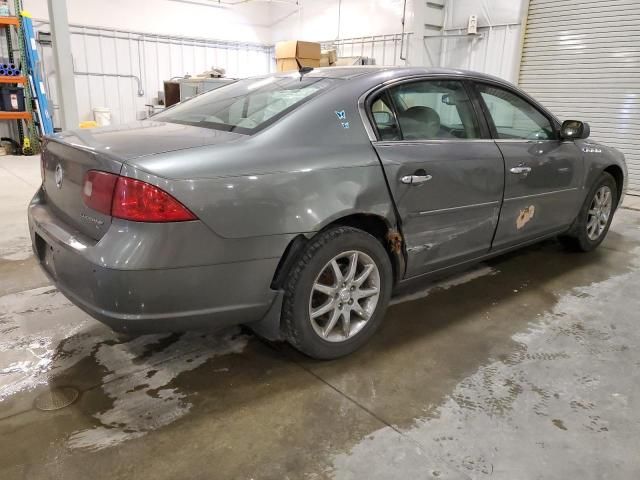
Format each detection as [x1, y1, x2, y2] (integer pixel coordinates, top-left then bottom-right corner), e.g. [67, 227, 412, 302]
[322, 48, 338, 64]
[275, 40, 321, 72]
[320, 53, 331, 67]
[277, 58, 301, 72]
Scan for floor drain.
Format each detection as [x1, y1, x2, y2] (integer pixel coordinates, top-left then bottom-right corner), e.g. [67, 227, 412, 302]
[34, 387, 79, 411]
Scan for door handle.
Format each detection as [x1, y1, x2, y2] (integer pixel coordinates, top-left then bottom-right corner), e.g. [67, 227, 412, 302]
[509, 166, 532, 175]
[401, 174, 432, 185]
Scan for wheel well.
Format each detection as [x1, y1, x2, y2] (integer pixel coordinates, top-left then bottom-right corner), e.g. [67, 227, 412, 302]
[330, 213, 390, 243]
[270, 214, 404, 289]
[328, 214, 403, 282]
[604, 165, 624, 206]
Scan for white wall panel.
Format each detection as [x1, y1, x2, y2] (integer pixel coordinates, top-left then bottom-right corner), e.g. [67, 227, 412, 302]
[445, 0, 526, 29]
[438, 24, 522, 83]
[322, 34, 410, 66]
[270, 0, 406, 43]
[36, 22, 273, 126]
[24, 0, 272, 43]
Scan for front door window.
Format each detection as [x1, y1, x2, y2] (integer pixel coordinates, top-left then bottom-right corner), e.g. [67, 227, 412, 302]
[477, 84, 556, 140]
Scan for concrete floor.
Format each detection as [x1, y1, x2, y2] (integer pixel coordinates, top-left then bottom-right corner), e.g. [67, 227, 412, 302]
[1, 155, 640, 479]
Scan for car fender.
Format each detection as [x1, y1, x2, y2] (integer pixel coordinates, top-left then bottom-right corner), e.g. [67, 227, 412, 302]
[576, 140, 627, 207]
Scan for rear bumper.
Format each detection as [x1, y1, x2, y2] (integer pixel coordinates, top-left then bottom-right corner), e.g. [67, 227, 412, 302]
[28, 192, 283, 333]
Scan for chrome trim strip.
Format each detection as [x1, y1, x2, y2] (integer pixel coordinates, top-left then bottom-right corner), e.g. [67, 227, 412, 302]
[505, 187, 578, 202]
[411, 200, 501, 217]
[494, 139, 557, 144]
[374, 139, 496, 146]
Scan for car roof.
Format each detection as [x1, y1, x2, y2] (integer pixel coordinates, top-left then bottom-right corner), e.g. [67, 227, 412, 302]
[299, 65, 507, 83]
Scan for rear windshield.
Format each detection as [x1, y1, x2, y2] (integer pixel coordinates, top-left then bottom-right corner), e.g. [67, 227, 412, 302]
[153, 75, 334, 134]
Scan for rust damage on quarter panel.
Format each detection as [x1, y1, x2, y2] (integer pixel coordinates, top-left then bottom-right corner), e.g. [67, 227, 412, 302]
[387, 229, 403, 254]
[517, 206, 536, 230]
[387, 228, 406, 279]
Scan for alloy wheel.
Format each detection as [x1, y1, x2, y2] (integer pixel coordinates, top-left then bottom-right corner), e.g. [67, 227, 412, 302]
[308, 250, 381, 342]
[586, 186, 613, 241]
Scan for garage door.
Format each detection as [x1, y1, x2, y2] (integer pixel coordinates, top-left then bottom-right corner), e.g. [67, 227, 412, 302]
[519, 0, 640, 195]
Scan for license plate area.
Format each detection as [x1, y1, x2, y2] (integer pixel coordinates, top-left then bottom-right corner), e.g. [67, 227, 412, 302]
[35, 233, 56, 278]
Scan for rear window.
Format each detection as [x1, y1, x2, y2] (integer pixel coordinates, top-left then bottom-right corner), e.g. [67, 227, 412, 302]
[153, 75, 334, 134]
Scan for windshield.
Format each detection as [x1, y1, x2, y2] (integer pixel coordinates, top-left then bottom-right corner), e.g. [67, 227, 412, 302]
[154, 75, 334, 134]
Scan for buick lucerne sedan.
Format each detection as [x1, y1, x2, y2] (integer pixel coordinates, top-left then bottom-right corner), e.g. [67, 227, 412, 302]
[29, 67, 627, 359]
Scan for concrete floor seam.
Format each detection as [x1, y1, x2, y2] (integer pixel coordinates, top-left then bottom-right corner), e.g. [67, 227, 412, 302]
[269, 340, 476, 480]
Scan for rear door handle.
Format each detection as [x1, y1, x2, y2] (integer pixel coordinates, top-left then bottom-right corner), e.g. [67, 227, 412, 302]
[509, 166, 532, 175]
[401, 174, 432, 185]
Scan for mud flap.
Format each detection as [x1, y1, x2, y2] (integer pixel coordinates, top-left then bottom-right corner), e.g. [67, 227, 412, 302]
[246, 290, 284, 341]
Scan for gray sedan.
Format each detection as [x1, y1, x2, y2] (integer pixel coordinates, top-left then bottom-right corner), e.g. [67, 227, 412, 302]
[29, 67, 627, 359]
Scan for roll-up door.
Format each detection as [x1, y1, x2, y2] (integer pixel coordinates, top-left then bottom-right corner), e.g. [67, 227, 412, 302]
[519, 0, 640, 194]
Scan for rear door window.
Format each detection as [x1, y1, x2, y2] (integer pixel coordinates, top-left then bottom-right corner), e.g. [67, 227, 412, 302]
[381, 80, 481, 140]
[370, 94, 401, 141]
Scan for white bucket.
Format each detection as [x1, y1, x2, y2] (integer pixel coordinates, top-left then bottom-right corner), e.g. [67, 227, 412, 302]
[93, 107, 112, 127]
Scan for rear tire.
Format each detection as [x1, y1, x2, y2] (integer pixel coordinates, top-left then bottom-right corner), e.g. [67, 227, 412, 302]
[281, 226, 392, 360]
[560, 172, 617, 252]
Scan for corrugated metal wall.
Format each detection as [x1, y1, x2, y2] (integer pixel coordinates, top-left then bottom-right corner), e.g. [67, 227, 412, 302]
[519, 0, 640, 194]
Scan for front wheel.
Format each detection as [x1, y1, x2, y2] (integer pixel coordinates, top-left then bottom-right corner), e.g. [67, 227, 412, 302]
[281, 226, 393, 359]
[560, 172, 617, 252]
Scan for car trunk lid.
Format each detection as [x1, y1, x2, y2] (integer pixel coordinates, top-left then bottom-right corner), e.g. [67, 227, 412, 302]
[54, 120, 245, 160]
[42, 139, 122, 241]
[41, 121, 243, 241]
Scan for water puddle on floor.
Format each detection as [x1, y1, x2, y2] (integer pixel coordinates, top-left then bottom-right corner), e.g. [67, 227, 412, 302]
[0, 285, 250, 451]
[67, 329, 248, 451]
[0, 286, 92, 401]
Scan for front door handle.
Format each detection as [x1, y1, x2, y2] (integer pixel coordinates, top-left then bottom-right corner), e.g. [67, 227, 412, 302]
[510, 166, 532, 175]
[401, 174, 433, 185]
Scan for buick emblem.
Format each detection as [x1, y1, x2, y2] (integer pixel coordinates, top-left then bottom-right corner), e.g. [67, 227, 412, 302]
[54, 164, 63, 189]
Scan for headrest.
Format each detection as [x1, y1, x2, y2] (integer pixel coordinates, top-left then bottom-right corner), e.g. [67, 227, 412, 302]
[398, 106, 441, 139]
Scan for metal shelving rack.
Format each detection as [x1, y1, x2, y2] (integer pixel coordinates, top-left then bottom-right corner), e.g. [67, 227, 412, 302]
[0, 15, 28, 148]
[14, 0, 39, 153]
[0, 1, 40, 154]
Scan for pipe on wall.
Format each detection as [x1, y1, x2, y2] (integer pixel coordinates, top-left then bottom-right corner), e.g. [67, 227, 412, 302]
[72, 71, 145, 97]
[399, 0, 407, 61]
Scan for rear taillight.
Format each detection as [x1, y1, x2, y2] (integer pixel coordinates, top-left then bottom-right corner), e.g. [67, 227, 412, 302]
[83, 171, 118, 215]
[112, 176, 197, 222]
[82, 170, 196, 222]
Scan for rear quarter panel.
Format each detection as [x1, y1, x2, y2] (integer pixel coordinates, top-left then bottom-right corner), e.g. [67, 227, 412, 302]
[122, 79, 397, 239]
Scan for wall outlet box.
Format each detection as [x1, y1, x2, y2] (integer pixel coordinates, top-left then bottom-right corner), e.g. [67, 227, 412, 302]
[468, 15, 478, 35]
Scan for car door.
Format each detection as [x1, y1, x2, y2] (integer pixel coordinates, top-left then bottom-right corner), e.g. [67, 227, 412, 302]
[473, 82, 584, 249]
[368, 78, 505, 278]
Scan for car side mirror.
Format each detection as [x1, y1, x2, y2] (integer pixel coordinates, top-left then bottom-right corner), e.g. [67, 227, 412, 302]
[561, 120, 590, 140]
